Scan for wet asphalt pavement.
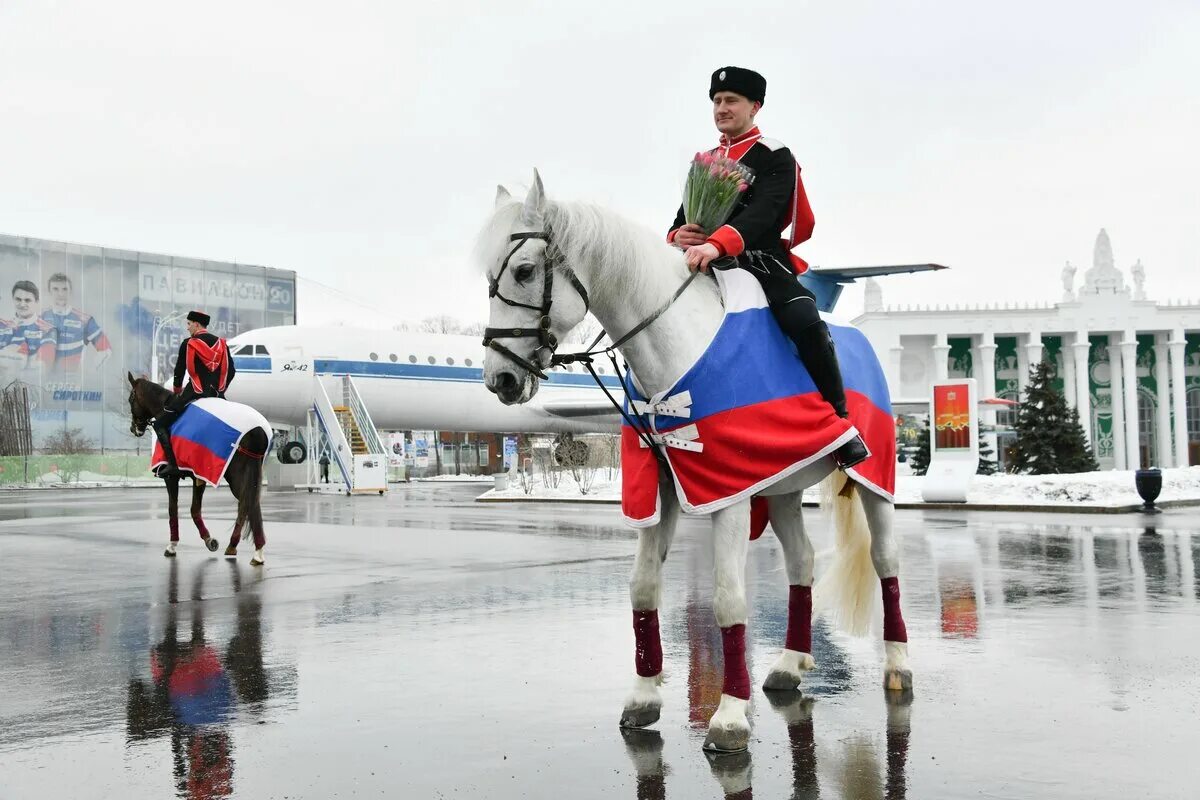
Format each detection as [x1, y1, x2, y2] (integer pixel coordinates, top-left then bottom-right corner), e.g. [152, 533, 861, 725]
[2, 484, 1199, 799]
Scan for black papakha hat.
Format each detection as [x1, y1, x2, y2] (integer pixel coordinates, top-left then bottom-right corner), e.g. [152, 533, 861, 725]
[709, 66, 766, 105]
[186, 310, 211, 327]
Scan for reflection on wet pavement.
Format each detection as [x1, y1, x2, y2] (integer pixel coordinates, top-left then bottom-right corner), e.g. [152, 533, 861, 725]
[1, 485, 1198, 798]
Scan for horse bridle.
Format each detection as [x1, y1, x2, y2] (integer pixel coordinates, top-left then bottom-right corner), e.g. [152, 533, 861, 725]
[482, 230, 589, 381]
[482, 227, 701, 461]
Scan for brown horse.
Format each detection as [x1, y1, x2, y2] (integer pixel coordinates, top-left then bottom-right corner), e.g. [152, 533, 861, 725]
[126, 373, 270, 565]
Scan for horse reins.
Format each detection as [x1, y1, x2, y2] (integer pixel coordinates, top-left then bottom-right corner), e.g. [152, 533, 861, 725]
[482, 229, 700, 460]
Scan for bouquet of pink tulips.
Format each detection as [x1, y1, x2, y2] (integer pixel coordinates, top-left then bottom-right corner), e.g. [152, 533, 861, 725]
[683, 152, 754, 233]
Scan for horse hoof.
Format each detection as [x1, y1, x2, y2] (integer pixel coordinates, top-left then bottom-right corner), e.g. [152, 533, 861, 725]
[163, 548, 176, 558]
[884, 668, 913, 693]
[250, 557, 264, 567]
[762, 670, 802, 692]
[619, 704, 661, 729]
[205, 537, 220, 552]
[224, 546, 237, 558]
[703, 725, 750, 754]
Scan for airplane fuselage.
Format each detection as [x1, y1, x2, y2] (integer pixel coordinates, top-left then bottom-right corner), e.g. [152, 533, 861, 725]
[225, 326, 620, 434]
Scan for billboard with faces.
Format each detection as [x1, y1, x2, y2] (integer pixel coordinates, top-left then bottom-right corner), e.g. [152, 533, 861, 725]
[0, 233, 295, 451]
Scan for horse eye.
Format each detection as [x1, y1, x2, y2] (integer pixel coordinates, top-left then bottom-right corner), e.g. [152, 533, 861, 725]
[514, 263, 536, 283]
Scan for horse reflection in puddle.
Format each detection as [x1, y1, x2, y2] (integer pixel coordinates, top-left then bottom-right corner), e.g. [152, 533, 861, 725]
[125, 560, 278, 800]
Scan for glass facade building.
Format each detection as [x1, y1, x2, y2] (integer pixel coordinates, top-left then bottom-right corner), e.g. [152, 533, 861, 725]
[0, 233, 295, 451]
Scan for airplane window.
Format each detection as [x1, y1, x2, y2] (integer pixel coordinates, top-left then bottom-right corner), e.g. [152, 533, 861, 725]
[446, 357, 455, 366]
[598, 367, 606, 374]
[464, 358, 473, 367]
[427, 356, 436, 365]
[235, 345, 253, 355]
[369, 352, 378, 361]
[255, 345, 269, 355]
[408, 355, 417, 364]
[389, 354, 398, 362]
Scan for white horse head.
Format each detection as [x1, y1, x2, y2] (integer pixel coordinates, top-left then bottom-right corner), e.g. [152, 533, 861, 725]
[478, 172, 591, 404]
[478, 170, 723, 405]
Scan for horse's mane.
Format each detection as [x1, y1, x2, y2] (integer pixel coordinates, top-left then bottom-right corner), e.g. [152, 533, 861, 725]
[475, 198, 694, 312]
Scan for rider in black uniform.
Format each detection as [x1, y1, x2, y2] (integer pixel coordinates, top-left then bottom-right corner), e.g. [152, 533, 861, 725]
[669, 66, 869, 469]
[153, 310, 236, 476]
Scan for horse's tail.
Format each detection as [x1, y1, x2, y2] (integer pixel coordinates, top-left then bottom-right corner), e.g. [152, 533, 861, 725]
[813, 471, 877, 636]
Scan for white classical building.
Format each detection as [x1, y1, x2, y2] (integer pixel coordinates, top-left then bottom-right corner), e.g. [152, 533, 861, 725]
[853, 230, 1200, 471]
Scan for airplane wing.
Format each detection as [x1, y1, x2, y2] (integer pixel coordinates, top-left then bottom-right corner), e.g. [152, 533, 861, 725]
[798, 263, 949, 313]
[539, 398, 621, 418]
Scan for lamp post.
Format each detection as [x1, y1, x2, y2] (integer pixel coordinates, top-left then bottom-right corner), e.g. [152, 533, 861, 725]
[150, 311, 185, 386]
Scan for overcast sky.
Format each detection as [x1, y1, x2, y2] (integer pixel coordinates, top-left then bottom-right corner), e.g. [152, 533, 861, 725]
[2, 0, 1198, 327]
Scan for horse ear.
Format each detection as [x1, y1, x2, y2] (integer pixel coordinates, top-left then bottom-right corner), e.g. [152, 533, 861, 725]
[522, 169, 546, 226]
[495, 184, 512, 208]
[127, 371, 136, 387]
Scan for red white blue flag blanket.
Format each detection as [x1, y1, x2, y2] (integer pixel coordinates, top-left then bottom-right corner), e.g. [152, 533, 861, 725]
[151, 398, 272, 486]
[621, 269, 896, 528]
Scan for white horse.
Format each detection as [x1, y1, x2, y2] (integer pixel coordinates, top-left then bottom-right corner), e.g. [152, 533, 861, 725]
[478, 173, 912, 753]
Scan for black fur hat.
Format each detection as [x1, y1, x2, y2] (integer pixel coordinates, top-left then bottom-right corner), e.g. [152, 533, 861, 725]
[709, 66, 766, 105]
[186, 310, 210, 327]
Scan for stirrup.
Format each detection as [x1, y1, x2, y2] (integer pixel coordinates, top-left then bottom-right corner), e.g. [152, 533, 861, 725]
[834, 435, 870, 471]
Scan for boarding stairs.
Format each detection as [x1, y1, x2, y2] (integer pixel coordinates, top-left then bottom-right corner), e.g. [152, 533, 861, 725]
[305, 374, 387, 495]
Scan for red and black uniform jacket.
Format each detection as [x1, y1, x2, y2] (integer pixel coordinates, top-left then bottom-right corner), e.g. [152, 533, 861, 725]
[173, 330, 235, 397]
[668, 126, 815, 273]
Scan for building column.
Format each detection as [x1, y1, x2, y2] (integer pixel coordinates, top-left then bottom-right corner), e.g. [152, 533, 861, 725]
[1073, 331, 1092, 449]
[887, 339, 903, 398]
[1024, 331, 1045, 375]
[1169, 329, 1189, 467]
[977, 332, 998, 459]
[1121, 332, 1140, 470]
[933, 332, 950, 381]
[1063, 339, 1077, 409]
[1108, 341, 1127, 471]
[1154, 336, 1173, 468]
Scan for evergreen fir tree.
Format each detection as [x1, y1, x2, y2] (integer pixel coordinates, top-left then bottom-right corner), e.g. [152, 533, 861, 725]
[1010, 360, 1099, 474]
[977, 437, 999, 475]
[909, 426, 930, 476]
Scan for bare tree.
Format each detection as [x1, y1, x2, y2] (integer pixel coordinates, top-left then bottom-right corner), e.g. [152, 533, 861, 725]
[418, 315, 464, 334]
[41, 427, 96, 484]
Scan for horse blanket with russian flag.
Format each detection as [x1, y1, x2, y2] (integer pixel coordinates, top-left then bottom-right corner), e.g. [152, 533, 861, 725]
[151, 398, 272, 486]
[621, 268, 895, 527]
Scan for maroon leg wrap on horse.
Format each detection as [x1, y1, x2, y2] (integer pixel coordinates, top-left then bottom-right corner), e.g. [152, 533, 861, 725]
[191, 512, 210, 540]
[169, 517, 179, 543]
[785, 585, 813, 654]
[721, 624, 751, 700]
[633, 610, 663, 677]
[882, 577, 908, 643]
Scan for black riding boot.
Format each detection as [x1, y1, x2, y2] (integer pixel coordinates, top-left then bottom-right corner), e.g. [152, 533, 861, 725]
[790, 321, 870, 470]
[153, 419, 181, 477]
